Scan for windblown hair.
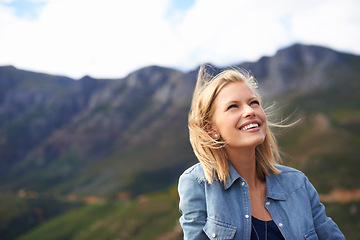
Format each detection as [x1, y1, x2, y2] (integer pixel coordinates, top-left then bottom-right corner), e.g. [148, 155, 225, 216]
[188, 65, 283, 184]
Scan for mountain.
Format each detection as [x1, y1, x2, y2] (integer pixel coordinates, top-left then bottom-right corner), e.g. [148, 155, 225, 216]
[0, 65, 195, 196]
[0, 44, 359, 239]
[242, 44, 360, 97]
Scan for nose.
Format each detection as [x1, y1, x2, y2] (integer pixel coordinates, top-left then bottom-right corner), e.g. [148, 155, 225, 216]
[242, 105, 256, 118]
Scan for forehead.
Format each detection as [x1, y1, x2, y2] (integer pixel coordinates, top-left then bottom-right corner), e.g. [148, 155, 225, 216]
[215, 81, 256, 104]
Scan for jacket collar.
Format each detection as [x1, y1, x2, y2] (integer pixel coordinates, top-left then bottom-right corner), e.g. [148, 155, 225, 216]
[224, 162, 287, 201]
[266, 171, 287, 201]
[224, 161, 242, 190]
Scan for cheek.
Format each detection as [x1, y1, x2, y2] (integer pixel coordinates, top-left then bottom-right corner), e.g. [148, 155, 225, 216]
[211, 110, 226, 131]
[262, 124, 268, 137]
[213, 119, 227, 136]
[259, 110, 268, 131]
[259, 108, 266, 121]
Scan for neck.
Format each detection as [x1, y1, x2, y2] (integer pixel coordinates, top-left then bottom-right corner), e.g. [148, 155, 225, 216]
[226, 146, 261, 188]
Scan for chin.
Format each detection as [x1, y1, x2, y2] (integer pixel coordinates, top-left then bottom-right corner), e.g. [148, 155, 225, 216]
[248, 136, 266, 147]
[229, 139, 265, 149]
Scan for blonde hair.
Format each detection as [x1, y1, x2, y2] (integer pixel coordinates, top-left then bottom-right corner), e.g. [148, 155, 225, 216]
[188, 65, 282, 184]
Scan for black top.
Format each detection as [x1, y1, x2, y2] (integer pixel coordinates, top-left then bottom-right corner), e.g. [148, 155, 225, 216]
[251, 216, 285, 240]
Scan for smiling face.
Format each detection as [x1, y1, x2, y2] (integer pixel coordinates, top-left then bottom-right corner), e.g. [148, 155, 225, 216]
[211, 81, 267, 150]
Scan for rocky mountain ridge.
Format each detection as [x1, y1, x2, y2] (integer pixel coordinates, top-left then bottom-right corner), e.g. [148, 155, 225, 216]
[0, 43, 359, 197]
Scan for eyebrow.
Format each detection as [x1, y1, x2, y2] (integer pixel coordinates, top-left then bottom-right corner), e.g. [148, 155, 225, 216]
[224, 96, 258, 105]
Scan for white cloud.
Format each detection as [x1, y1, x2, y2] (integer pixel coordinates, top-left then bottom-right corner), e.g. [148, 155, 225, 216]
[0, 0, 359, 79]
[290, 0, 360, 53]
[177, 0, 292, 67]
[0, 0, 181, 78]
[177, 0, 360, 68]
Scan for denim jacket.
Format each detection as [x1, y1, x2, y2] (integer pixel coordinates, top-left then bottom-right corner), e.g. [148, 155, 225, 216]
[178, 162, 345, 240]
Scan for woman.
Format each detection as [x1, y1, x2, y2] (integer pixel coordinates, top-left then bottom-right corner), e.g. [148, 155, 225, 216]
[178, 66, 345, 239]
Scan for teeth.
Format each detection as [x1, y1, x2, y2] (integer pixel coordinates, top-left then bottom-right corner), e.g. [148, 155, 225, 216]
[241, 123, 259, 131]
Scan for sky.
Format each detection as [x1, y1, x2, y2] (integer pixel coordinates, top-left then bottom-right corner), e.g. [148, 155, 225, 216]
[0, 0, 359, 79]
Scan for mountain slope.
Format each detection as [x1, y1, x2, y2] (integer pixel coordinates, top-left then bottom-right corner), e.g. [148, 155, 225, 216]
[0, 44, 359, 239]
[1, 44, 359, 197]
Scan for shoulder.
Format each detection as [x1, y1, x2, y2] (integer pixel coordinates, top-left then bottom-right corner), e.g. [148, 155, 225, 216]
[266, 165, 317, 201]
[272, 165, 311, 190]
[179, 163, 207, 185]
[275, 164, 307, 178]
[178, 163, 208, 206]
[275, 164, 303, 173]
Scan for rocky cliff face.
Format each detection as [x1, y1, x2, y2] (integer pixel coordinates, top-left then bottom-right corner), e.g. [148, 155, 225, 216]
[242, 44, 360, 97]
[0, 44, 359, 196]
[0, 68, 107, 175]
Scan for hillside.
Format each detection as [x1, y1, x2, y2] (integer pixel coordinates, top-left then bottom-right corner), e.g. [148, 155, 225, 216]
[0, 44, 359, 239]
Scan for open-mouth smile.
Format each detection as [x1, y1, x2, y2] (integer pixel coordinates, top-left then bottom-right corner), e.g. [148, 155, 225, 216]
[239, 121, 261, 131]
[241, 123, 259, 131]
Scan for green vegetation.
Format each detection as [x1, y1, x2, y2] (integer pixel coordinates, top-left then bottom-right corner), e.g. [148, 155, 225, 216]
[1, 45, 359, 239]
[275, 81, 360, 194]
[0, 194, 82, 240]
[16, 186, 181, 240]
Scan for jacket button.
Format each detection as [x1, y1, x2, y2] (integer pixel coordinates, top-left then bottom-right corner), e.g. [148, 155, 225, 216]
[245, 214, 249, 218]
[279, 223, 283, 227]
[212, 233, 216, 238]
[266, 201, 270, 205]
[241, 182, 245, 186]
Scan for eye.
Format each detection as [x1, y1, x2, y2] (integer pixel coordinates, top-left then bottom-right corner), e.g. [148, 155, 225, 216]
[226, 104, 238, 110]
[250, 100, 260, 106]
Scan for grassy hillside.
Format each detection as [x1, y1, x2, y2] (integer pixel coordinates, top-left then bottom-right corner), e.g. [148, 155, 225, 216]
[1, 45, 359, 239]
[0, 194, 82, 240]
[16, 186, 181, 240]
[276, 82, 360, 193]
[13, 84, 360, 239]
[11, 189, 360, 240]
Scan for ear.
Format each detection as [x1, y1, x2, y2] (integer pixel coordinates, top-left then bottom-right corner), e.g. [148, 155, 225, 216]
[204, 120, 220, 139]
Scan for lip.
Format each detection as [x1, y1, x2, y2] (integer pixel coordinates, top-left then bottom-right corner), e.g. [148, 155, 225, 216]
[239, 120, 261, 131]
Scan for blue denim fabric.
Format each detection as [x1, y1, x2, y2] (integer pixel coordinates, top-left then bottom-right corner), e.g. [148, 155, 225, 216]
[178, 162, 345, 240]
